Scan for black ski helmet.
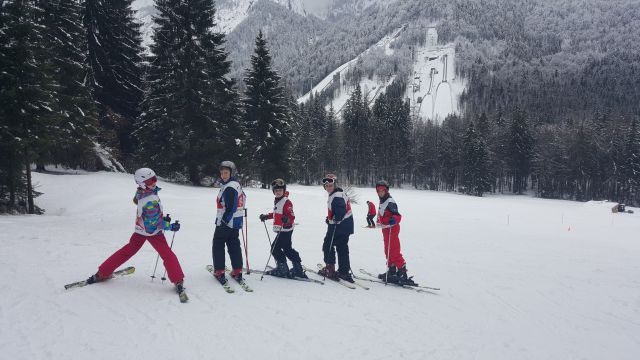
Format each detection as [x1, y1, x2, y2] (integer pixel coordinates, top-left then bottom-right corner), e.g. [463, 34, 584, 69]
[219, 160, 237, 176]
[271, 178, 286, 192]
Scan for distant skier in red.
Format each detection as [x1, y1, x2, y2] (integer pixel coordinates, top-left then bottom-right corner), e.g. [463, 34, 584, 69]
[375, 180, 416, 286]
[85, 168, 185, 295]
[366, 200, 376, 228]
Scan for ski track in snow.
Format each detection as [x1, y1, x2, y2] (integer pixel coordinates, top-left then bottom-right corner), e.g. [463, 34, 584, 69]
[1, 172, 640, 359]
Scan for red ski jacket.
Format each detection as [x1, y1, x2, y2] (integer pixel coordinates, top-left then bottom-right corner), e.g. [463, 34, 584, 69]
[266, 196, 295, 232]
[367, 201, 376, 216]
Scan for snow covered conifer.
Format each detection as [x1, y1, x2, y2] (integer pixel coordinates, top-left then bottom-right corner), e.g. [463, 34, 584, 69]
[243, 30, 291, 187]
[41, 0, 98, 167]
[0, 0, 53, 213]
[509, 108, 534, 194]
[85, 0, 143, 156]
[343, 83, 371, 184]
[621, 117, 640, 203]
[462, 121, 491, 196]
[137, 0, 242, 184]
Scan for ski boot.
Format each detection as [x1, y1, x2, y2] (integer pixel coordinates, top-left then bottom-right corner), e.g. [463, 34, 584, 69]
[318, 263, 338, 280]
[175, 281, 189, 302]
[289, 262, 308, 279]
[214, 269, 228, 285]
[267, 261, 290, 278]
[86, 271, 108, 285]
[396, 265, 417, 286]
[378, 265, 398, 282]
[230, 269, 243, 282]
[337, 270, 355, 283]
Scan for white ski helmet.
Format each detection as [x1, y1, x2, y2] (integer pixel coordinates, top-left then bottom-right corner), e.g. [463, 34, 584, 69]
[134, 168, 157, 188]
[219, 160, 237, 176]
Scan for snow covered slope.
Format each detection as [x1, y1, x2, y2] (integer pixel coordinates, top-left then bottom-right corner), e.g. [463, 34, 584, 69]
[298, 26, 466, 123]
[407, 43, 466, 123]
[2, 171, 640, 359]
[297, 25, 406, 106]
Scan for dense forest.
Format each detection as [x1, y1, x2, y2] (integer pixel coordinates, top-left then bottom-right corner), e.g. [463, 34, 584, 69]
[1, 0, 639, 214]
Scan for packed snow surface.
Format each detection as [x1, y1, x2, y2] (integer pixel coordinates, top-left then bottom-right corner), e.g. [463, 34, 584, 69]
[2, 172, 639, 359]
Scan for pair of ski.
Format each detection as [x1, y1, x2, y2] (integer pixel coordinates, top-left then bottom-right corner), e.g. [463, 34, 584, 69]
[301, 264, 370, 290]
[250, 266, 325, 285]
[355, 269, 440, 294]
[205, 265, 253, 293]
[63, 267, 190, 303]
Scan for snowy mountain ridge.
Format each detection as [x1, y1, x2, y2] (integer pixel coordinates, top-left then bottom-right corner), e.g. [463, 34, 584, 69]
[132, 0, 387, 48]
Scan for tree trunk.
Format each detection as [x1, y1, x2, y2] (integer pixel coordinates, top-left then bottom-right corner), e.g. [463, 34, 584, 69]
[25, 148, 34, 214]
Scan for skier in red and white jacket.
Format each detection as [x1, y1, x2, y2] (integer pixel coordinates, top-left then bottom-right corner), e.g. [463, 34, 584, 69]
[259, 179, 307, 279]
[375, 179, 416, 286]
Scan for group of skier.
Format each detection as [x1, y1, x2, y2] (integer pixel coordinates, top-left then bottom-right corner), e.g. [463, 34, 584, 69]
[82, 160, 417, 300]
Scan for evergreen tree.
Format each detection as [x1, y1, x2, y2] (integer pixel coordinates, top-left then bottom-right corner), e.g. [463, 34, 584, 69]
[371, 84, 411, 186]
[0, 0, 52, 213]
[323, 105, 341, 175]
[307, 96, 327, 179]
[244, 30, 291, 187]
[85, 0, 143, 157]
[621, 117, 640, 204]
[509, 108, 534, 194]
[566, 122, 599, 201]
[290, 103, 316, 185]
[438, 115, 465, 191]
[41, 0, 98, 167]
[462, 121, 491, 196]
[137, 0, 242, 185]
[343, 83, 370, 184]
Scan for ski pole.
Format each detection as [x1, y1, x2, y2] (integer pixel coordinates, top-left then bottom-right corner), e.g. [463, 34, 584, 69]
[260, 225, 281, 281]
[243, 208, 250, 274]
[384, 224, 394, 285]
[151, 214, 171, 281]
[161, 221, 179, 283]
[151, 253, 161, 281]
[262, 221, 273, 247]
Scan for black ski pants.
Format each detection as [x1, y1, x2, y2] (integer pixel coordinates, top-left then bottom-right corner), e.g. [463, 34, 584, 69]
[322, 231, 350, 274]
[212, 226, 243, 271]
[271, 230, 301, 264]
[366, 215, 375, 227]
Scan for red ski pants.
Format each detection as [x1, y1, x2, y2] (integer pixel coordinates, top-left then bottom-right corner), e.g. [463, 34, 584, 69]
[98, 232, 184, 284]
[382, 225, 406, 269]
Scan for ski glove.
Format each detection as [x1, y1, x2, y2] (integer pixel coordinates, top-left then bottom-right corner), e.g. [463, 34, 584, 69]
[282, 216, 289, 225]
[325, 216, 329, 225]
[388, 217, 397, 225]
[170, 222, 180, 232]
[259, 214, 268, 222]
[163, 214, 172, 230]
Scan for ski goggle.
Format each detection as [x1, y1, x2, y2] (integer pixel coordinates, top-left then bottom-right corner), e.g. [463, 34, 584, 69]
[143, 176, 157, 187]
[322, 178, 335, 185]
